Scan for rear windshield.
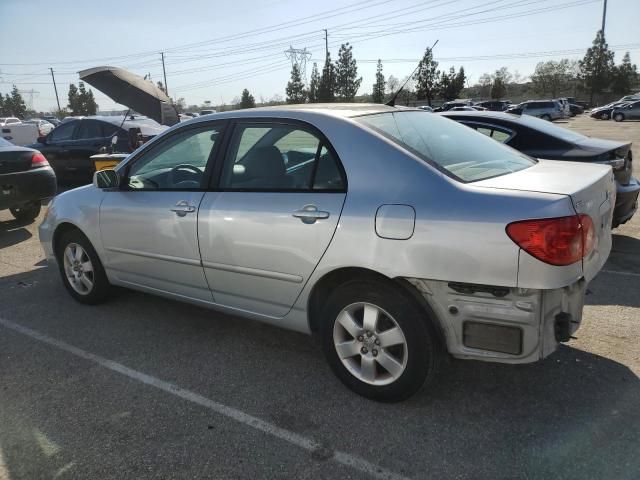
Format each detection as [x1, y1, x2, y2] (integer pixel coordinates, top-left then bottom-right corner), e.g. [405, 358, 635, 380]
[0, 138, 11, 147]
[356, 111, 535, 183]
[515, 114, 586, 142]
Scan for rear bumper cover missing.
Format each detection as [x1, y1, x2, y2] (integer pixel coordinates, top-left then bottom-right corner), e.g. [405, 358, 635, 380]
[404, 278, 586, 364]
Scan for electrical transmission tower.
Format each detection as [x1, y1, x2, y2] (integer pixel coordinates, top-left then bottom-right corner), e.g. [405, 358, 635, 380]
[284, 46, 312, 84]
[18, 89, 39, 110]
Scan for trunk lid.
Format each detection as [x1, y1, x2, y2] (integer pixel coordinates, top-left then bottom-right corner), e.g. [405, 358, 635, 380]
[474, 159, 615, 282]
[0, 146, 34, 174]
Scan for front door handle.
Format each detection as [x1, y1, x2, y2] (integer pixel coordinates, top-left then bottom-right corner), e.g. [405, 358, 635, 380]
[292, 204, 330, 224]
[171, 200, 196, 217]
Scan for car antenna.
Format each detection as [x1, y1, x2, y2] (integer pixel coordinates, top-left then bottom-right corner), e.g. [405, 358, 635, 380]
[386, 39, 438, 107]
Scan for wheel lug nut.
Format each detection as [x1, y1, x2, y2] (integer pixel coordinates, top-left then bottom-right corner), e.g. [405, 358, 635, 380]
[372, 349, 378, 357]
[374, 339, 380, 345]
[357, 335, 364, 342]
[361, 347, 368, 354]
[366, 331, 372, 337]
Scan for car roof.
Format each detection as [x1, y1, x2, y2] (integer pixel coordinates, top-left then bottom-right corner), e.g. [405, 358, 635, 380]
[195, 103, 412, 121]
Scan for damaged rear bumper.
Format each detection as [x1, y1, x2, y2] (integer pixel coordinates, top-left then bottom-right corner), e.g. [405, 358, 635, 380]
[404, 278, 586, 364]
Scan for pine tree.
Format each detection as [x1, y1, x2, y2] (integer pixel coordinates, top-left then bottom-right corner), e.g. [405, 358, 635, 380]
[455, 67, 466, 95]
[491, 77, 507, 99]
[308, 63, 320, 103]
[318, 53, 336, 102]
[78, 82, 98, 115]
[611, 52, 638, 95]
[414, 47, 440, 106]
[5, 86, 27, 117]
[579, 30, 615, 104]
[67, 84, 80, 114]
[371, 59, 385, 103]
[286, 64, 307, 104]
[335, 43, 362, 101]
[0, 94, 4, 116]
[239, 88, 256, 109]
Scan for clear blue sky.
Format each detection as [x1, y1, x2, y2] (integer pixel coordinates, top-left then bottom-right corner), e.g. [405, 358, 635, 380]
[1, 0, 638, 112]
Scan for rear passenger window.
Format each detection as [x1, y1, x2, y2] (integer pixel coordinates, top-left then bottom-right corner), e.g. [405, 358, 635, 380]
[220, 124, 345, 191]
[76, 120, 103, 139]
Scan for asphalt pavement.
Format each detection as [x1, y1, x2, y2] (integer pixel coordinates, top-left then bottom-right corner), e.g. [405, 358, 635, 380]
[1, 116, 639, 479]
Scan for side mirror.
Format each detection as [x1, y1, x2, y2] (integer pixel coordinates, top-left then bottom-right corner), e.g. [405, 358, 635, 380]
[93, 169, 120, 189]
[37, 135, 47, 144]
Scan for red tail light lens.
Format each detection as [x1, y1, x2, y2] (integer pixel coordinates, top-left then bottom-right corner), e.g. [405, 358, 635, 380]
[506, 214, 595, 266]
[31, 152, 49, 168]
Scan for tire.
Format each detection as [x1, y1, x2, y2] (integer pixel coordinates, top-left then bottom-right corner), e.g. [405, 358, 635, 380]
[600, 112, 610, 120]
[541, 114, 552, 121]
[320, 278, 442, 402]
[55, 229, 110, 304]
[614, 113, 625, 122]
[10, 202, 41, 222]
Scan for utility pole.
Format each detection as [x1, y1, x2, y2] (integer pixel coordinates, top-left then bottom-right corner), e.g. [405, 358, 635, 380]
[601, 0, 607, 37]
[323, 29, 328, 58]
[161, 52, 168, 96]
[49, 67, 61, 111]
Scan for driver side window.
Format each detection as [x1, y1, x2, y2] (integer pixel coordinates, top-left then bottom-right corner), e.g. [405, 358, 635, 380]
[127, 125, 223, 190]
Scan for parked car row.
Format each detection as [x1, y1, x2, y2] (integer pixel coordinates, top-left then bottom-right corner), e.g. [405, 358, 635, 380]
[432, 97, 586, 121]
[591, 99, 640, 122]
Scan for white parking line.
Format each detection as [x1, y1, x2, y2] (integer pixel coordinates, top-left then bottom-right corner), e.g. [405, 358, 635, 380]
[601, 269, 640, 278]
[0, 317, 410, 480]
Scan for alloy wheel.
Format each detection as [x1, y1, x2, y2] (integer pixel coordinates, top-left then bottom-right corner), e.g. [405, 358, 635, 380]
[333, 302, 408, 386]
[63, 243, 95, 295]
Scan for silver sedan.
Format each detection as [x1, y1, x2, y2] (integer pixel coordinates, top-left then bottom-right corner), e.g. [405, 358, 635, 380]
[39, 104, 614, 401]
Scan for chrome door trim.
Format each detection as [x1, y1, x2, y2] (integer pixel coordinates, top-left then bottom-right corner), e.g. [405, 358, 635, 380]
[201, 260, 304, 283]
[105, 246, 201, 267]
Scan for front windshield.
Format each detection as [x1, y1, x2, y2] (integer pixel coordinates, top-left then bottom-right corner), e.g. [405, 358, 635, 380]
[356, 111, 535, 183]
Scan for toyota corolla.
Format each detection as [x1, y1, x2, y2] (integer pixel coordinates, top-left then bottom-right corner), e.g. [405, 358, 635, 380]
[39, 104, 614, 401]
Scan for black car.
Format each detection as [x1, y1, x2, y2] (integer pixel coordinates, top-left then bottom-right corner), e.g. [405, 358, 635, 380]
[569, 103, 584, 116]
[590, 101, 629, 120]
[28, 116, 167, 184]
[441, 111, 639, 227]
[0, 137, 57, 221]
[474, 100, 510, 111]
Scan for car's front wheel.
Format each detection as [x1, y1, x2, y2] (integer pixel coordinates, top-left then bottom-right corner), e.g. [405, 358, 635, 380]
[10, 202, 41, 222]
[56, 229, 110, 304]
[614, 113, 625, 122]
[541, 114, 552, 121]
[320, 278, 442, 402]
[600, 112, 610, 120]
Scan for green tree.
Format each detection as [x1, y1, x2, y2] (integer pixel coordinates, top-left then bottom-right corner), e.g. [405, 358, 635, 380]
[286, 64, 307, 104]
[0, 94, 5, 116]
[439, 66, 465, 101]
[308, 63, 320, 103]
[318, 53, 336, 102]
[67, 84, 80, 114]
[239, 88, 255, 109]
[4, 86, 27, 117]
[579, 30, 615, 104]
[611, 52, 638, 95]
[371, 59, 386, 103]
[414, 46, 440, 105]
[78, 82, 98, 115]
[531, 59, 571, 97]
[335, 43, 362, 101]
[491, 77, 507, 99]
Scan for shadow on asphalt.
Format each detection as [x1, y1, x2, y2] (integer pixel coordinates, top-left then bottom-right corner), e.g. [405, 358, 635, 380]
[0, 217, 34, 248]
[0, 266, 638, 479]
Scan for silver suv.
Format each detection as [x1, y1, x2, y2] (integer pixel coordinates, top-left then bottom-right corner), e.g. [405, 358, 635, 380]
[507, 100, 563, 121]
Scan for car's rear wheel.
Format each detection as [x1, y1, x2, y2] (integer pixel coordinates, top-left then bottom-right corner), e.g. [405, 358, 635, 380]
[10, 202, 41, 222]
[541, 114, 552, 121]
[600, 112, 610, 120]
[614, 113, 625, 122]
[320, 278, 442, 402]
[56, 230, 110, 304]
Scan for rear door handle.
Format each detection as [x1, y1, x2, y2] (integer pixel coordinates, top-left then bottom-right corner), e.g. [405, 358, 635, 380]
[292, 204, 330, 224]
[171, 200, 196, 217]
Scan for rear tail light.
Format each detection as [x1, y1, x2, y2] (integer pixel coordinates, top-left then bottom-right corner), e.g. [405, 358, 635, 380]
[31, 152, 49, 168]
[506, 214, 595, 266]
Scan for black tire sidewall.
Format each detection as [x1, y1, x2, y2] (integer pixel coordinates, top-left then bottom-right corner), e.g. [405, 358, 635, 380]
[10, 203, 41, 221]
[320, 279, 440, 402]
[614, 114, 624, 122]
[56, 230, 110, 304]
